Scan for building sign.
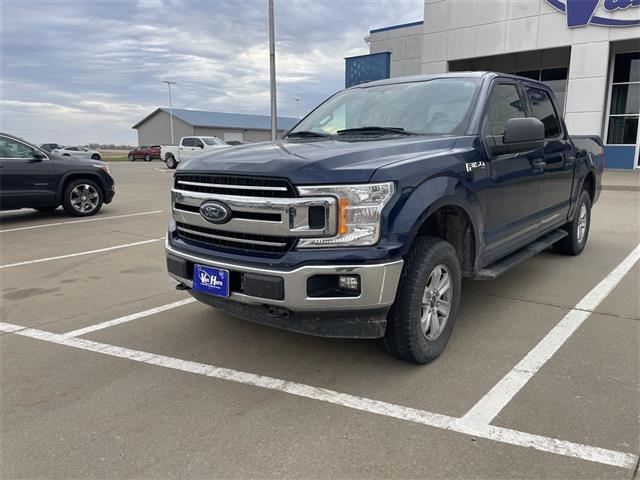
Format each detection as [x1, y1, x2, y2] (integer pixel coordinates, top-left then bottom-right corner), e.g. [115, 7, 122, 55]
[545, 0, 640, 27]
[345, 52, 391, 88]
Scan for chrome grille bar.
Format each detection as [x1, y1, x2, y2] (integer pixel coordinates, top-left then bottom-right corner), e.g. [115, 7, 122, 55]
[176, 226, 288, 248]
[177, 180, 288, 192]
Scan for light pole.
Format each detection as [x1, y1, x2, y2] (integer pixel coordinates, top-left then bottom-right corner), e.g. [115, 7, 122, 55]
[162, 80, 176, 144]
[268, 0, 277, 141]
[294, 97, 301, 120]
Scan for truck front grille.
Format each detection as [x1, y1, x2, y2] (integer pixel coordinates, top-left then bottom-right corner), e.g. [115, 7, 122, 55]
[175, 221, 294, 255]
[174, 174, 296, 198]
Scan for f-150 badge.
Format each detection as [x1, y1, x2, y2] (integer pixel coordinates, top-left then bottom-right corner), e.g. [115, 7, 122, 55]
[465, 161, 486, 172]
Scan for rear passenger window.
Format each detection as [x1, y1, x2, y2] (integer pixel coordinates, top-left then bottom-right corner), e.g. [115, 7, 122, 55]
[526, 87, 562, 138]
[181, 138, 194, 147]
[484, 84, 525, 136]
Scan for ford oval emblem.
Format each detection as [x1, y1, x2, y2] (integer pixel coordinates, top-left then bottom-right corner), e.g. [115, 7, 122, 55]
[199, 201, 232, 224]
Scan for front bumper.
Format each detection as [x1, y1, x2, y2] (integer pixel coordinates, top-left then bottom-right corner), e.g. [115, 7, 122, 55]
[166, 240, 404, 338]
[103, 175, 116, 204]
[166, 240, 403, 311]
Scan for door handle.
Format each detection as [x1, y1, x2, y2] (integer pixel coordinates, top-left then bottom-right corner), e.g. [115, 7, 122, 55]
[564, 154, 575, 165]
[532, 159, 545, 167]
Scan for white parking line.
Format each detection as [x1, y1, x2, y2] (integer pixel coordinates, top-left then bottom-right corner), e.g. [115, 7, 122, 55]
[0, 320, 636, 470]
[0, 210, 163, 233]
[62, 298, 196, 338]
[461, 244, 640, 427]
[0, 238, 164, 269]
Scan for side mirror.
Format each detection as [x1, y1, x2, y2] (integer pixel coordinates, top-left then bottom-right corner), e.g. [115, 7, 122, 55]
[199, 144, 204, 149]
[504, 117, 544, 145]
[491, 117, 544, 156]
[30, 151, 47, 161]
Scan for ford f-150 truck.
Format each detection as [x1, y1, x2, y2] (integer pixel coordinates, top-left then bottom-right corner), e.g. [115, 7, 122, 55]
[166, 72, 603, 364]
[161, 136, 229, 169]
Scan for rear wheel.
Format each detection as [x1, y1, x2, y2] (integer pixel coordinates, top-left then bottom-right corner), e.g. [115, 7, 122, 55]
[91, 153, 101, 160]
[383, 236, 461, 364]
[62, 179, 103, 217]
[553, 190, 591, 256]
[128, 154, 134, 161]
[165, 155, 177, 169]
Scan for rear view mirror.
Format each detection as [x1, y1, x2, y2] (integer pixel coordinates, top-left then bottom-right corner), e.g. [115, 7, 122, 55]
[488, 117, 545, 156]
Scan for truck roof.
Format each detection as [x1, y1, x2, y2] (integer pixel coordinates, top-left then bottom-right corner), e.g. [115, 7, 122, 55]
[353, 71, 548, 89]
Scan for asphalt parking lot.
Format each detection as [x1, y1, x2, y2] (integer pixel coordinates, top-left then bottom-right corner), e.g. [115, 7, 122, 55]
[1, 162, 639, 479]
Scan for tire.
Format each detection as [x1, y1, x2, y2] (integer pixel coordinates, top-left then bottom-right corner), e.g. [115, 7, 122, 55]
[383, 236, 461, 364]
[91, 154, 101, 160]
[144, 154, 151, 162]
[61, 179, 104, 217]
[165, 155, 177, 169]
[34, 206, 58, 213]
[128, 154, 134, 161]
[553, 190, 591, 256]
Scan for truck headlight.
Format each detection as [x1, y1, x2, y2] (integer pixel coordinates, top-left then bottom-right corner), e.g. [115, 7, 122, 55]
[297, 182, 395, 248]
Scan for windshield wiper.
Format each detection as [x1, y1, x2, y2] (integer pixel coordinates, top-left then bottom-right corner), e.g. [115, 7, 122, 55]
[336, 126, 419, 136]
[285, 130, 331, 138]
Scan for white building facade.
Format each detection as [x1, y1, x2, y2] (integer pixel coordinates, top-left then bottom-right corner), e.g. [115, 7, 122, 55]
[367, 0, 640, 169]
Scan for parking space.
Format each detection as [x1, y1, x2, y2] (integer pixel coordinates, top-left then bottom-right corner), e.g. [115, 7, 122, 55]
[1, 163, 639, 478]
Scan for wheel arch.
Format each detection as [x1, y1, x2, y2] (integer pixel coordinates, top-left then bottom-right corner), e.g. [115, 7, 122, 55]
[392, 175, 484, 276]
[57, 172, 106, 202]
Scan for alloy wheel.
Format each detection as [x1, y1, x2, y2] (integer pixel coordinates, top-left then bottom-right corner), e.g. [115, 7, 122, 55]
[577, 203, 588, 243]
[70, 184, 99, 214]
[420, 264, 453, 341]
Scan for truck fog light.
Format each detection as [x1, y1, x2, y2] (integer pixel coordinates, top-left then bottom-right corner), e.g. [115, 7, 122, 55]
[338, 275, 360, 293]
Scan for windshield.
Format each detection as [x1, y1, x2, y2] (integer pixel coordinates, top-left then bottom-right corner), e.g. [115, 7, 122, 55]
[202, 137, 225, 146]
[290, 78, 481, 137]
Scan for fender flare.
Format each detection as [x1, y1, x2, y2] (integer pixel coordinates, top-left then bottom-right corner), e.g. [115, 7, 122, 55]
[392, 174, 485, 270]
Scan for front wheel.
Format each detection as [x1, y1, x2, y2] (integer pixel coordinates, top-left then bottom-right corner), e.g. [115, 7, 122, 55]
[165, 155, 177, 169]
[144, 154, 151, 162]
[128, 154, 134, 161]
[383, 236, 461, 364]
[91, 154, 101, 160]
[62, 179, 103, 217]
[553, 190, 591, 255]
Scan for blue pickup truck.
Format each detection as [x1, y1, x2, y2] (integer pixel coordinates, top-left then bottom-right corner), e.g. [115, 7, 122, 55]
[166, 72, 603, 364]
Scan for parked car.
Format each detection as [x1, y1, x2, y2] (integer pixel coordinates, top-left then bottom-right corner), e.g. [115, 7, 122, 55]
[225, 140, 250, 146]
[161, 136, 229, 169]
[53, 146, 102, 160]
[128, 145, 161, 162]
[40, 143, 63, 153]
[0, 133, 115, 216]
[165, 72, 603, 364]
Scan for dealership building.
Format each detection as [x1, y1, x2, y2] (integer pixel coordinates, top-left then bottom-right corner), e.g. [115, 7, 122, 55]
[349, 0, 640, 169]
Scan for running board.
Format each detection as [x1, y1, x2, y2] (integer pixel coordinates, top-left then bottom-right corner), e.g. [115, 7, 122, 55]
[474, 229, 568, 280]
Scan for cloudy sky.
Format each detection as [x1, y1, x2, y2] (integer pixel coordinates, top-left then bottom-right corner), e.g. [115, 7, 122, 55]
[1, 0, 422, 145]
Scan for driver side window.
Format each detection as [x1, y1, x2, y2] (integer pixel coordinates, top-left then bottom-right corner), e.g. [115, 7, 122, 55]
[484, 83, 525, 136]
[0, 137, 35, 159]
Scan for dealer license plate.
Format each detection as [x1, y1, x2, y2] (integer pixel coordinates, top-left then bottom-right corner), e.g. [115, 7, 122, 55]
[192, 264, 230, 298]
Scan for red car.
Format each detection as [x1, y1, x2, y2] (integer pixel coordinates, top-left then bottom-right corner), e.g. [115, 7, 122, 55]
[128, 145, 161, 162]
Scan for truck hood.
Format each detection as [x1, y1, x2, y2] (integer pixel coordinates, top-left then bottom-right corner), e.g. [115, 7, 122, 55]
[178, 137, 457, 184]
